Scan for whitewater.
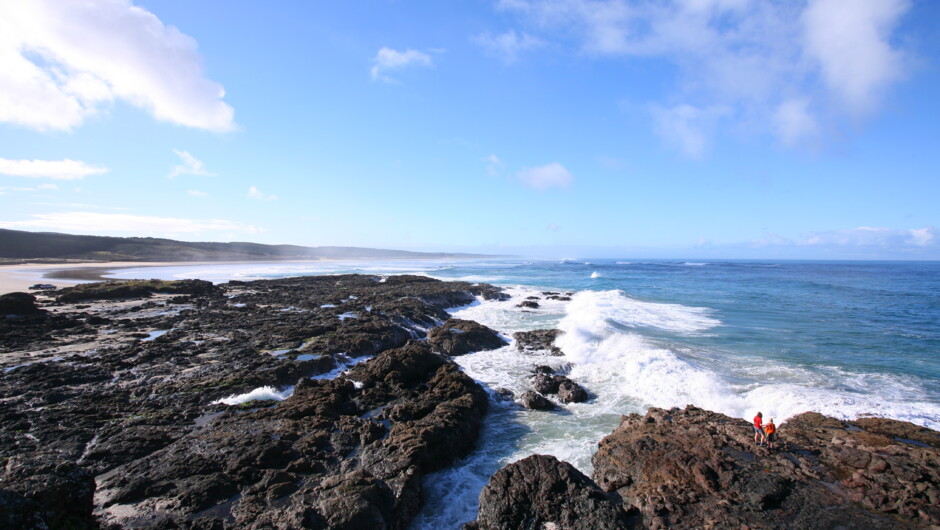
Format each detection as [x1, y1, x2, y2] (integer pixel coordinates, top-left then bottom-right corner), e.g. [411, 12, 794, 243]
[104, 258, 940, 528]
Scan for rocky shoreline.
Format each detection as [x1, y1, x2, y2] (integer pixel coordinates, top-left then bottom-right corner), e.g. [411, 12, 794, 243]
[2, 275, 938, 529]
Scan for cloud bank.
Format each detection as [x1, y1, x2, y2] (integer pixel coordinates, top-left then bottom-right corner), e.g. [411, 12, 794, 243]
[0, 158, 108, 180]
[0, 211, 264, 236]
[0, 0, 235, 132]
[496, 0, 912, 153]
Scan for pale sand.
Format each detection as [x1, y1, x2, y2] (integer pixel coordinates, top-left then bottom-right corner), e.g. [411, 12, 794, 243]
[0, 261, 209, 295]
[0, 259, 334, 296]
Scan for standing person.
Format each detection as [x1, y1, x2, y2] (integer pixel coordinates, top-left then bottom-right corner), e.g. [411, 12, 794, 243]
[753, 412, 764, 446]
[764, 418, 776, 450]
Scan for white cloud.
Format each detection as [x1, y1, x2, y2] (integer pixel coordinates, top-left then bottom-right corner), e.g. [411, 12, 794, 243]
[0, 211, 264, 235]
[370, 47, 434, 83]
[547, 223, 562, 232]
[484, 154, 504, 176]
[474, 30, 544, 64]
[168, 149, 214, 178]
[496, 0, 912, 151]
[803, 0, 909, 116]
[247, 185, 277, 200]
[0, 0, 235, 132]
[651, 104, 727, 158]
[518, 162, 573, 190]
[0, 157, 108, 180]
[773, 99, 819, 147]
[800, 226, 938, 250]
[187, 189, 208, 197]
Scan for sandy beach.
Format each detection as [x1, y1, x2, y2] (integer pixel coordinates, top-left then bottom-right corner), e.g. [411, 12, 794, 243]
[0, 262, 188, 295]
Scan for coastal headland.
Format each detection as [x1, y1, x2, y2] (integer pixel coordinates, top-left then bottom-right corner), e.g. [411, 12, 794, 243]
[1, 275, 937, 528]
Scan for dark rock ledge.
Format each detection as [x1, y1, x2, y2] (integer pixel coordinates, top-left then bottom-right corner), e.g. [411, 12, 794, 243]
[466, 405, 940, 529]
[0, 274, 505, 528]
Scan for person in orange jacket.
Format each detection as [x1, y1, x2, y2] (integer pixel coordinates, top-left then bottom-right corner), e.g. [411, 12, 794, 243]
[763, 418, 776, 449]
[753, 412, 765, 446]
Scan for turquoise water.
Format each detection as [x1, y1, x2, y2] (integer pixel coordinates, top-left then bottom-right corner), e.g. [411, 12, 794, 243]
[107, 258, 940, 527]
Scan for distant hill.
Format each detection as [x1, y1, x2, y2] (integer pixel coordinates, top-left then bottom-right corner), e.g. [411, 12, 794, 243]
[0, 229, 488, 262]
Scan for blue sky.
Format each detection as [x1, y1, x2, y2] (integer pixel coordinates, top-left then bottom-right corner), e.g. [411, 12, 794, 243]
[0, 0, 938, 259]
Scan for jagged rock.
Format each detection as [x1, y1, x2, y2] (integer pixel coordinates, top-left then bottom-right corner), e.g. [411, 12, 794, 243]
[519, 390, 555, 411]
[592, 405, 939, 529]
[531, 373, 564, 394]
[513, 329, 563, 356]
[516, 300, 539, 309]
[0, 275, 499, 529]
[469, 454, 633, 530]
[557, 380, 588, 403]
[426, 318, 508, 356]
[0, 453, 97, 529]
[56, 278, 221, 302]
[0, 292, 44, 315]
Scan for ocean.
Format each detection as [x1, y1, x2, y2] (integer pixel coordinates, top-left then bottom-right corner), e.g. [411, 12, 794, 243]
[106, 258, 940, 528]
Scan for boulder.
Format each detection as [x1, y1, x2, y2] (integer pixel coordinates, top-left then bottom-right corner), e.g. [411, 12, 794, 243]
[515, 300, 539, 309]
[519, 390, 555, 411]
[513, 329, 563, 356]
[592, 405, 939, 529]
[557, 380, 588, 403]
[0, 292, 44, 316]
[426, 318, 508, 356]
[470, 454, 633, 530]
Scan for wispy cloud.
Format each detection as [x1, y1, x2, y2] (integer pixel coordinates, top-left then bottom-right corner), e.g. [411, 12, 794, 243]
[0, 157, 108, 180]
[484, 154, 504, 176]
[187, 189, 208, 197]
[370, 47, 435, 83]
[247, 185, 277, 200]
[0, 0, 235, 132]
[0, 211, 264, 235]
[518, 162, 573, 190]
[474, 30, 544, 64]
[168, 149, 215, 178]
[496, 0, 912, 153]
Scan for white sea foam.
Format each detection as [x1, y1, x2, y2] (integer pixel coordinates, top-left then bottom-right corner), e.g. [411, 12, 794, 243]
[557, 290, 720, 339]
[590, 271, 601, 278]
[211, 385, 293, 406]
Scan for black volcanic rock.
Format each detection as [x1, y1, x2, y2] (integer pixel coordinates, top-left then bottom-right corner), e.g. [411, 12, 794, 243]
[592, 405, 940, 528]
[426, 318, 508, 356]
[557, 379, 588, 403]
[469, 454, 633, 530]
[0, 453, 97, 530]
[0, 274, 502, 529]
[519, 390, 555, 411]
[0, 292, 44, 315]
[513, 328, 563, 356]
[516, 300, 539, 309]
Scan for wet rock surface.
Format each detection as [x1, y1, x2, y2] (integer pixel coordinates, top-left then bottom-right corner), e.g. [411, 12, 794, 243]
[528, 365, 588, 405]
[426, 318, 508, 356]
[467, 454, 634, 530]
[513, 328, 563, 356]
[592, 405, 940, 529]
[0, 274, 503, 528]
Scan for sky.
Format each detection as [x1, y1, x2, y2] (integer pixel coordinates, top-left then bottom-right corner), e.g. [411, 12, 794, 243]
[0, 0, 938, 260]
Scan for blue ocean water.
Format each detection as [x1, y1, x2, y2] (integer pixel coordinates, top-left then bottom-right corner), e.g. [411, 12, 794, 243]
[106, 258, 940, 527]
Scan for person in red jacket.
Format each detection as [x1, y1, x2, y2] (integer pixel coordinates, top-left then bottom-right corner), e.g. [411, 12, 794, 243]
[753, 412, 764, 445]
[764, 418, 776, 449]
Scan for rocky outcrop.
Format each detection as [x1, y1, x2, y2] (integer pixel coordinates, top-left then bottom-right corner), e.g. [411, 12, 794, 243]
[592, 405, 940, 529]
[426, 318, 508, 356]
[516, 300, 539, 309]
[55, 278, 220, 302]
[468, 454, 634, 530]
[513, 328, 563, 356]
[0, 274, 503, 529]
[0, 292, 44, 315]
[0, 453, 97, 529]
[519, 390, 555, 411]
[530, 365, 588, 404]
